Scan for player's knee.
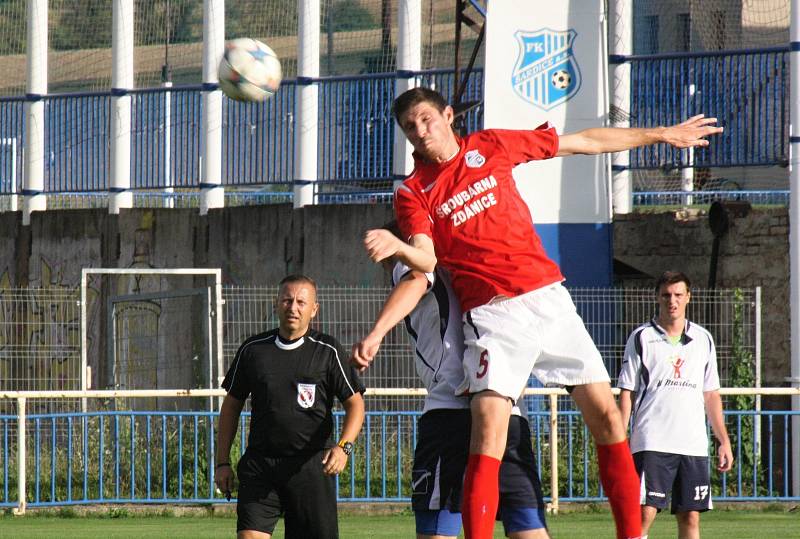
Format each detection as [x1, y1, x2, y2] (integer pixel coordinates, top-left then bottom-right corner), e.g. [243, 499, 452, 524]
[676, 510, 700, 529]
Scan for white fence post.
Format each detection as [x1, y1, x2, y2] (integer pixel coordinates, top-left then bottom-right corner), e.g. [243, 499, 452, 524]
[393, 0, 421, 191]
[23, 0, 47, 225]
[14, 397, 26, 515]
[549, 393, 559, 514]
[109, 0, 134, 214]
[200, 0, 225, 215]
[294, 0, 320, 208]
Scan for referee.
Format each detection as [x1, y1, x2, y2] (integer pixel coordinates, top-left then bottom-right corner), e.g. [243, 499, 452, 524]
[215, 274, 366, 539]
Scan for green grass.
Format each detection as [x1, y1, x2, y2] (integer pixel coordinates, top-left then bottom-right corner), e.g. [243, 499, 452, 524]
[0, 508, 797, 538]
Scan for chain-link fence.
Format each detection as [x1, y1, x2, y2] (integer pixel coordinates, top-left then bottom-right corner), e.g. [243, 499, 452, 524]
[0, 284, 758, 415]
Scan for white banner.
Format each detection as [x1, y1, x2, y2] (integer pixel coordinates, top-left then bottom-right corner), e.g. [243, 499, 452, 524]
[484, 0, 610, 224]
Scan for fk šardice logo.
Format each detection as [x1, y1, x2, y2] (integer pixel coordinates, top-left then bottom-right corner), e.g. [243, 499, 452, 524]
[511, 29, 581, 111]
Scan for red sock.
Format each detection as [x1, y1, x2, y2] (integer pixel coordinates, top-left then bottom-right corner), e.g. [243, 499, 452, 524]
[597, 441, 643, 539]
[461, 454, 501, 539]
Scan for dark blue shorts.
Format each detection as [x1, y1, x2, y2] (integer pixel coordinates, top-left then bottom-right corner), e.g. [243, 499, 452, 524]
[412, 409, 546, 535]
[634, 451, 712, 514]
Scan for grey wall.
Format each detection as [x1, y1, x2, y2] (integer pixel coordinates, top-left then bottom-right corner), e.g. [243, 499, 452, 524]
[0, 204, 395, 288]
[0, 203, 790, 386]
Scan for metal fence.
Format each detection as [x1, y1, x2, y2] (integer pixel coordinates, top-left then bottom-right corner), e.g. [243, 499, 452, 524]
[1, 48, 789, 202]
[0, 285, 760, 416]
[0, 389, 797, 513]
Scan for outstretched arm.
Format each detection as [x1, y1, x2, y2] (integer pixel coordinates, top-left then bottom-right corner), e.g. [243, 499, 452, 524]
[704, 390, 733, 472]
[364, 229, 437, 272]
[557, 114, 723, 156]
[351, 270, 430, 371]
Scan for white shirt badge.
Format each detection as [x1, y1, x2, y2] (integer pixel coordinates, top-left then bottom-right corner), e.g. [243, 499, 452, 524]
[297, 383, 316, 408]
[465, 149, 486, 168]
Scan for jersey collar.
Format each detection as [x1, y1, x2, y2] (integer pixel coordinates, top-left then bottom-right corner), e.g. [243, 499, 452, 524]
[650, 318, 693, 344]
[411, 135, 465, 173]
[275, 334, 305, 350]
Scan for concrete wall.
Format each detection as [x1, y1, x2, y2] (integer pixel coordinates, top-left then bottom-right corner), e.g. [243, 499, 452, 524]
[0, 203, 791, 387]
[0, 204, 395, 288]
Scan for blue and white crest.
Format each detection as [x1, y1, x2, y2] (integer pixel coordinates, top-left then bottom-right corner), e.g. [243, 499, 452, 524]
[511, 29, 581, 111]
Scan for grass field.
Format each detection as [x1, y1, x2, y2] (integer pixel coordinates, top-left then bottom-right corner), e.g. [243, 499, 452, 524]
[0, 508, 797, 538]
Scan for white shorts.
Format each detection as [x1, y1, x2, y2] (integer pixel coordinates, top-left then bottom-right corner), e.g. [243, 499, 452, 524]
[457, 283, 610, 400]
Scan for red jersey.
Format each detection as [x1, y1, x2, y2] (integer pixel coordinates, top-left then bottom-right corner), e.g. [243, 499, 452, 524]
[394, 125, 564, 313]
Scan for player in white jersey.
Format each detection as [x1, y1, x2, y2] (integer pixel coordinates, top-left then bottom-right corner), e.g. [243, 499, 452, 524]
[618, 271, 733, 539]
[351, 224, 549, 539]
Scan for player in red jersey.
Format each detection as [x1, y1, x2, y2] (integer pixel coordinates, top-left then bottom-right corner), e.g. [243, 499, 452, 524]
[363, 87, 722, 539]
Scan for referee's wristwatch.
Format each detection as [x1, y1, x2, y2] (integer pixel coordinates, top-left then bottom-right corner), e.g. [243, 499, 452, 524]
[337, 439, 354, 456]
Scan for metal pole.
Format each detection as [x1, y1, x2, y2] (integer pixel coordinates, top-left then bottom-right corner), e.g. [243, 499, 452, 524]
[200, 0, 225, 214]
[681, 84, 697, 207]
[23, 0, 47, 225]
[609, 0, 632, 214]
[163, 2, 174, 209]
[755, 286, 762, 459]
[215, 269, 224, 409]
[549, 393, 559, 514]
[110, 0, 134, 214]
[394, 0, 421, 191]
[13, 397, 26, 515]
[790, 0, 800, 497]
[294, 0, 320, 208]
[80, 269, 88, 413]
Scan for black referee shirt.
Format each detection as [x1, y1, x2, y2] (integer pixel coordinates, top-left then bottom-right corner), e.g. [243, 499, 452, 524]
[222, 328, 366, 457]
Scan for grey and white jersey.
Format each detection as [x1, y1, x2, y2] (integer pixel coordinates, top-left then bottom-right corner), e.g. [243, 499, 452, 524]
[618, 319, 721, 456]
[393, 262, 469, 413]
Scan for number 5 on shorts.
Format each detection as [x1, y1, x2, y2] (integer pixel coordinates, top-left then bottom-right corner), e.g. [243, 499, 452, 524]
[477, 350, 489, 379]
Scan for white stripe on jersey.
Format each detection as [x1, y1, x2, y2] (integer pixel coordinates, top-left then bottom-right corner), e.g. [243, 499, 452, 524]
[393, 262, 468, 412]
[226, 334, 276, 393]
[307, 335, 358, 396]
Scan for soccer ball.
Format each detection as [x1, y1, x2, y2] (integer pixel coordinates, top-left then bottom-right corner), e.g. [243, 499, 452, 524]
[551, 70, 571, 90]
[218, 38, 282, 102]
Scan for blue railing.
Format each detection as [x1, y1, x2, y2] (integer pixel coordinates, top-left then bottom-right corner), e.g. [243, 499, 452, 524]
[625, 47, 788, 170]
[0, 407, 796, 508]
[0, 69, 484, 195]
[0, 50, 790, 198]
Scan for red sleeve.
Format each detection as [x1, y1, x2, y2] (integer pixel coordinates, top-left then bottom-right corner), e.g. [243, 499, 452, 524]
[394, 182, 432, 242]
[488, 122, 559, 166]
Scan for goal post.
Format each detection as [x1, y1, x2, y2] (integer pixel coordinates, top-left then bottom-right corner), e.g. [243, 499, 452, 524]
[80, 268, 224, 410]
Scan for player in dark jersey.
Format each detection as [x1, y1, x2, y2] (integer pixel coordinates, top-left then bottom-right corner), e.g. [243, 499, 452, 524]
[215, 274, 366, 539]
[364, 87, 722, 539]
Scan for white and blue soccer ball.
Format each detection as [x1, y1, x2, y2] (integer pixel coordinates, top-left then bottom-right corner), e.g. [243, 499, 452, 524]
[218, 38, 282, 102]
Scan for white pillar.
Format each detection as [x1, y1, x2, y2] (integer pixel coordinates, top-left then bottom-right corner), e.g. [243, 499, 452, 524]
[200, 0, 225, 215]
[790, 0, 800, 498]
[609, 0, 632, 214]
[294, 0, 320, 208]
[393, 0, 421, 190]
[109, 0, 134, 214]
[23, 0, 47, 225]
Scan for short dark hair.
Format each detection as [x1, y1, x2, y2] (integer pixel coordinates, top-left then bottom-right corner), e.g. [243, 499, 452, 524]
[655, 271, 691, 292]
[391, 87, 448, 125]
[279, 274, 317, 293]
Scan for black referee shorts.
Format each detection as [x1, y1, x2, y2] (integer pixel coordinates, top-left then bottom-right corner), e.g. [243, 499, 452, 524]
[236, 449, 338, 538]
